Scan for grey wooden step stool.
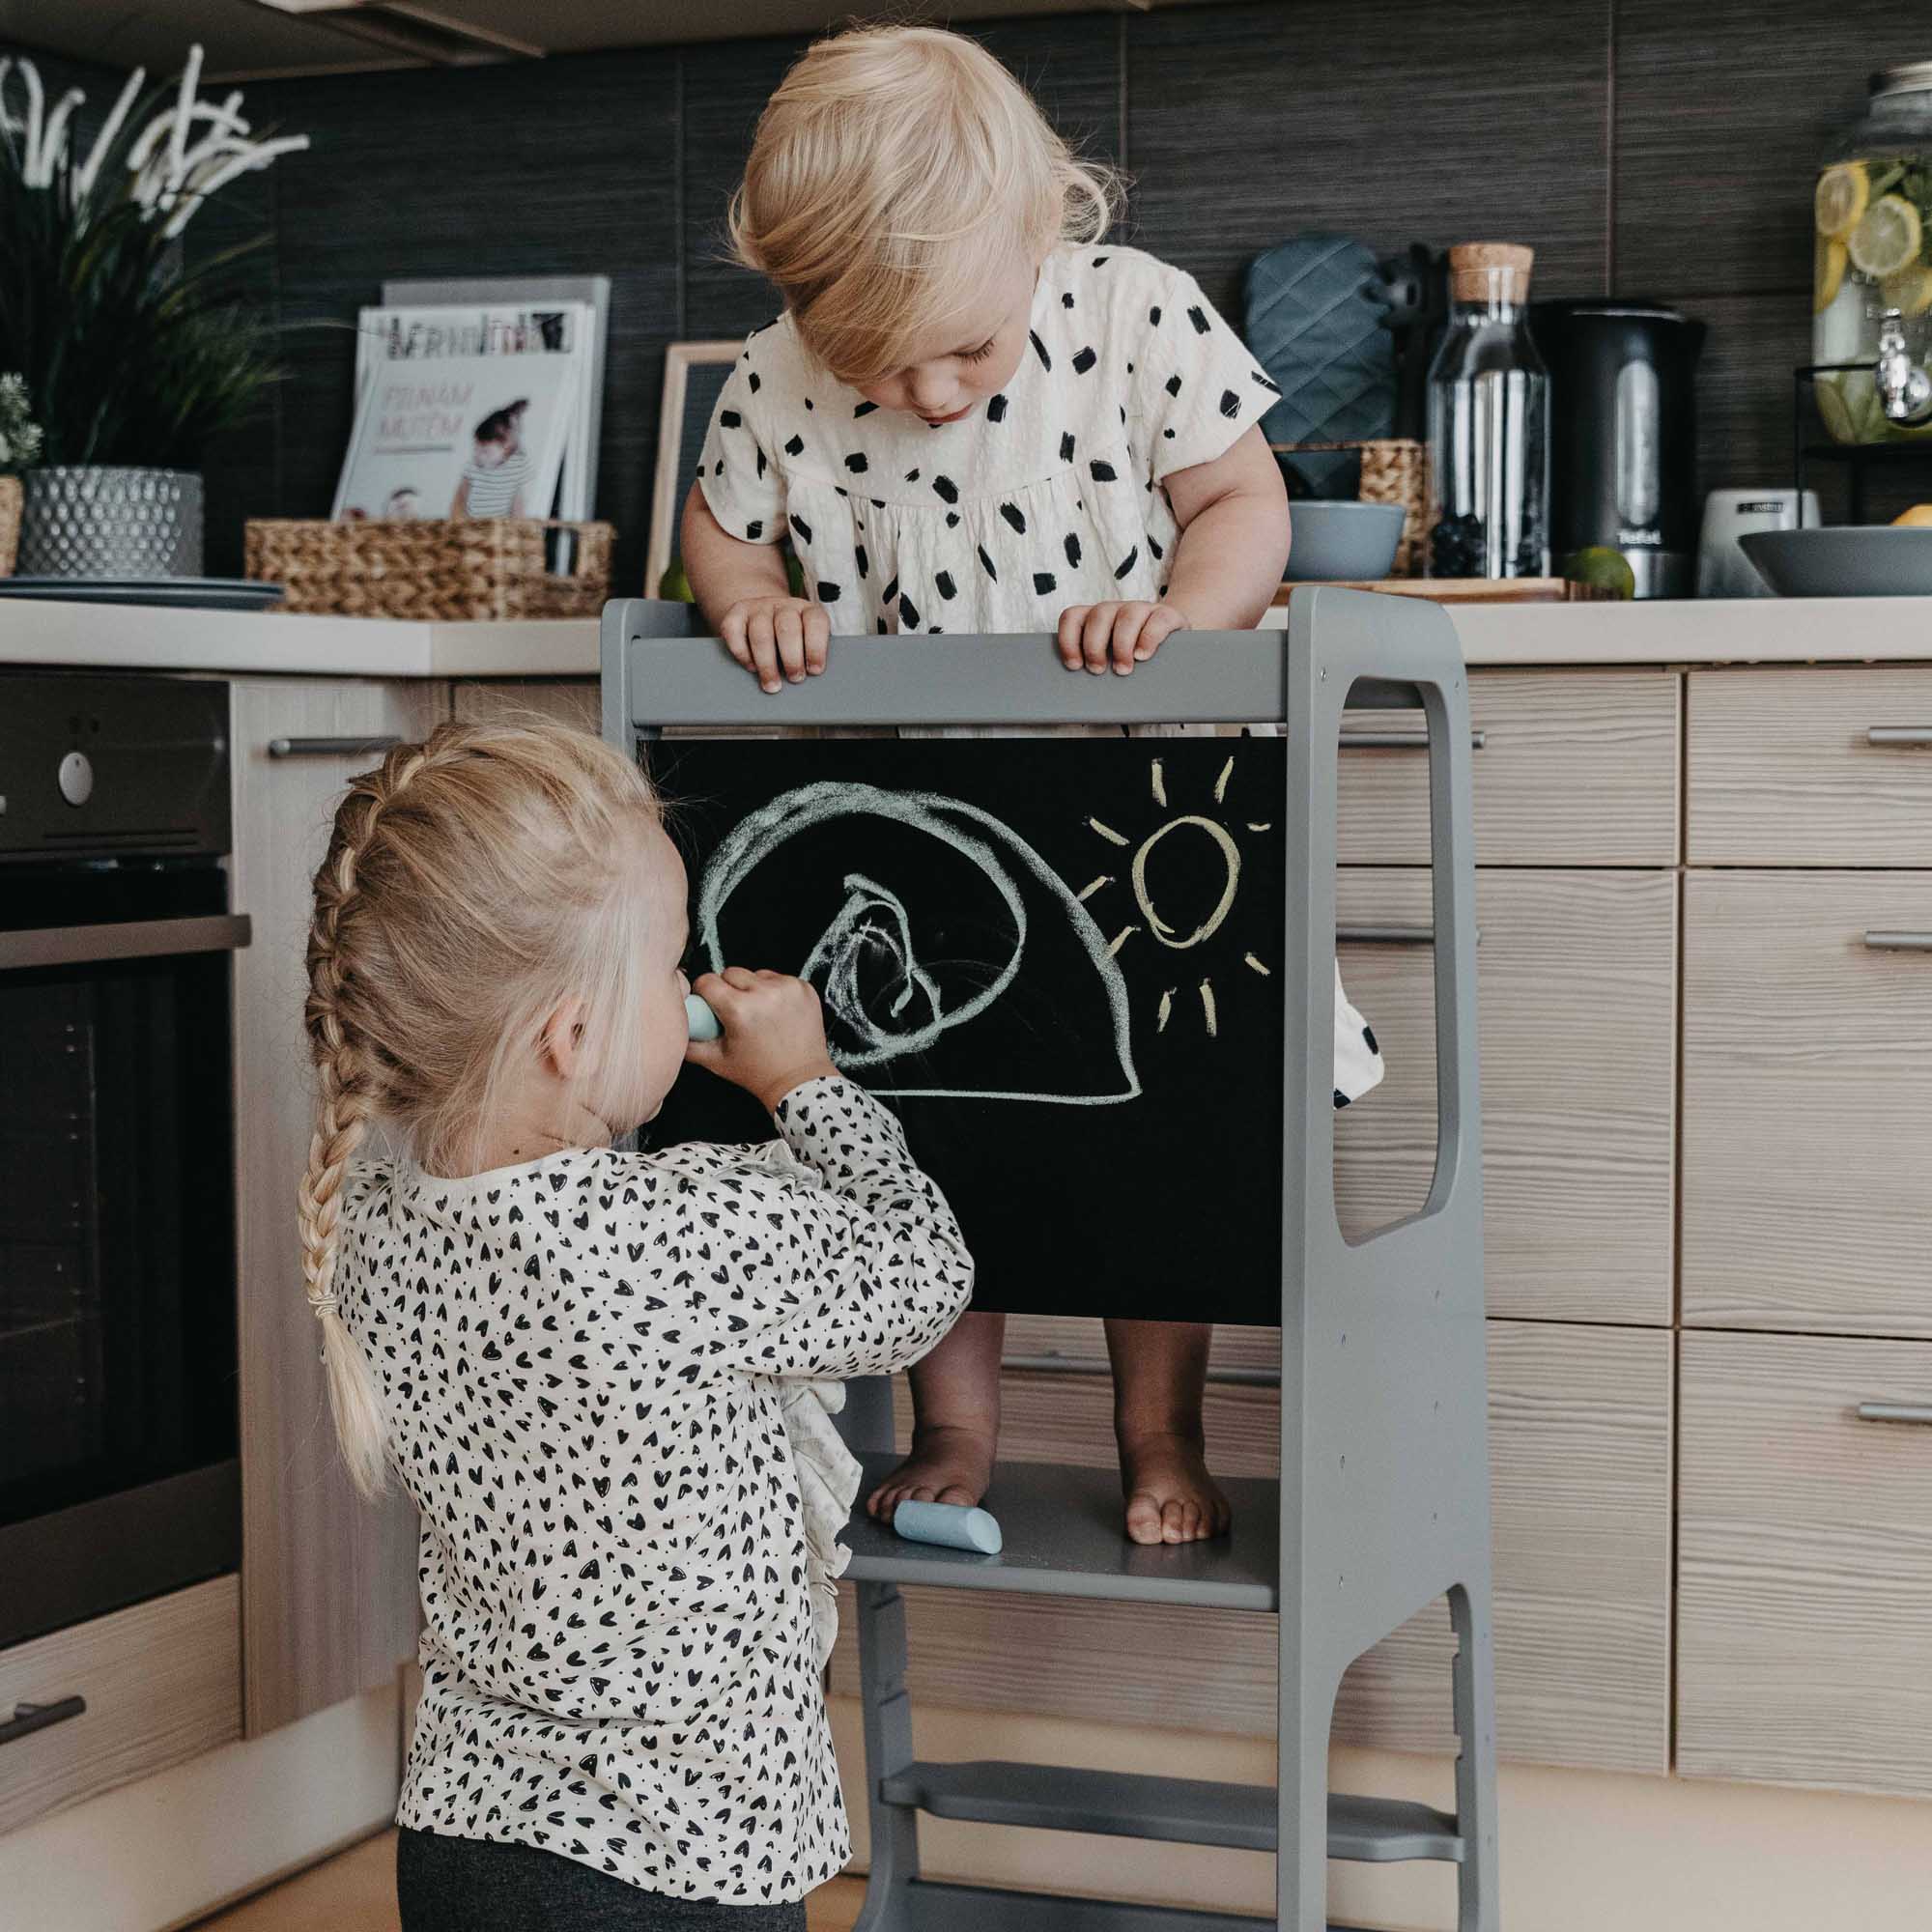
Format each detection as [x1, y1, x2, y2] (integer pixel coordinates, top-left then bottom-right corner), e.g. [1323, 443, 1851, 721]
[601, 587, 1496, 1932]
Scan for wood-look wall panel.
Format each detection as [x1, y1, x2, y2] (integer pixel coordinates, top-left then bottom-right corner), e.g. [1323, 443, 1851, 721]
[1124, 0, 1609, 322]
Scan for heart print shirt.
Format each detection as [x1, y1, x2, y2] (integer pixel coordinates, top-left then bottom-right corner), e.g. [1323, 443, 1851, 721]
[336, 1077, 973, 1904]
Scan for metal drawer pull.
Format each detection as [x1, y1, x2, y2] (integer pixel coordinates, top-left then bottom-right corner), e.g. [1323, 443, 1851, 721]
[1857, 1402, 1932, 1426]
[1866, 727, 1932, 747]
[266, 735, 404, 759]
[1335, 924, 1482, 947]
[1340, 729, 1487, 751]
[1, 1697, 85, 1747]
[1863, 931, 1932, 951]
[0, 914, 252, 973]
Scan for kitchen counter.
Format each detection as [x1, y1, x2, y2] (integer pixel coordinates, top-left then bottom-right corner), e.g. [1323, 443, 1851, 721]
[1, 593, 1931, 673]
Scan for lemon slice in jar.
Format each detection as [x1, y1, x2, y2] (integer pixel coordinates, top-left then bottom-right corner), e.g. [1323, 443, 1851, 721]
[1816, 233, 1850, 312]
[1882, 265, 1932, 316]
[1816, 161, 1870, 239]
[1849, 193, 1923, 277]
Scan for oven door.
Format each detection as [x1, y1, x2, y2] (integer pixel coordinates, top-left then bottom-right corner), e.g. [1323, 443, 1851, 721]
[0, 863, 248, 1648]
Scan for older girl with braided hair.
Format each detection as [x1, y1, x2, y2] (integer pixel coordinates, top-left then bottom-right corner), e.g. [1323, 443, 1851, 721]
[297, 718, 972, 1930]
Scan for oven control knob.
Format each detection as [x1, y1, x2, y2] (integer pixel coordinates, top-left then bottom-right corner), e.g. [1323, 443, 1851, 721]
[58, 751, 94, 807]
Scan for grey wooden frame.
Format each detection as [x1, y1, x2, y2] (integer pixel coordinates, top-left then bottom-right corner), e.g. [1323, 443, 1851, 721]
[601, 589, 1495, 1932]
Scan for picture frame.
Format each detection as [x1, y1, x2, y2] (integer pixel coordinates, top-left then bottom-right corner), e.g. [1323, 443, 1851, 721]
[648, 341, 742, 597]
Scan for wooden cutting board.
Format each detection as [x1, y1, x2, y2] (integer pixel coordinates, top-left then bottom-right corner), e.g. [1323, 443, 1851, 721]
[1270, 577, 1615, 606]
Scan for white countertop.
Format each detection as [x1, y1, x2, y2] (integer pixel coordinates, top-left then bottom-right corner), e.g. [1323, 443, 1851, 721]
[2, 593, 1931, 675]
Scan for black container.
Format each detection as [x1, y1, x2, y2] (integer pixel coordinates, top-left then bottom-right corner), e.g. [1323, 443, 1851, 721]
[1532, 301, 1706, 598]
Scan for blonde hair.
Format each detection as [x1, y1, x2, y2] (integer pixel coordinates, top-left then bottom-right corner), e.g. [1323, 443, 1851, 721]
[298, 719, 663, 1498]
[726, 22, 1125, 385]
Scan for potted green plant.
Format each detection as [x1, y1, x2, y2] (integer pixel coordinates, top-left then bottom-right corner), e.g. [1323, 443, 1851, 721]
[0, 372, 43, 576]
[0, 48, 307, 578]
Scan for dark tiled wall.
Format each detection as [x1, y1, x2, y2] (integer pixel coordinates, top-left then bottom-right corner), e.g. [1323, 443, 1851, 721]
[157, 1, 1911, 575]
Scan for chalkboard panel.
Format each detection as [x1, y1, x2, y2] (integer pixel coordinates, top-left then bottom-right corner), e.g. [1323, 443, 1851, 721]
[645, 735, 1290, 1324]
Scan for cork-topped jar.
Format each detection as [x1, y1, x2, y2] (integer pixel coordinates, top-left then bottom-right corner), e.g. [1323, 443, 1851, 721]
[1427, 242, 1550, 579]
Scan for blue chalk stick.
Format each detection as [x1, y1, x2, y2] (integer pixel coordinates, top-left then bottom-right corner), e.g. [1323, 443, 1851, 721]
[684, 992, 721, 1041]
[892, 1499, 1003, 1554]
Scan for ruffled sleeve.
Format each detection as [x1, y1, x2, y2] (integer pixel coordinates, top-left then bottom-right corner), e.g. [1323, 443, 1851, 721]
[696, 343, 786, 545]
[1127, 261, 1282, 480]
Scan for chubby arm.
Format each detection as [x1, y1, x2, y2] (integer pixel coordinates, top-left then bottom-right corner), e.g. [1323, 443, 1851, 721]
[682, 480, 827, 693]
[1057, 425, 1291, 673]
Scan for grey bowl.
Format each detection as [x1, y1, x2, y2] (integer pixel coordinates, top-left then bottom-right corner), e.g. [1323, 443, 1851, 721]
[1740, 526, 1932, 597]
[1283, 499, 1406, 582]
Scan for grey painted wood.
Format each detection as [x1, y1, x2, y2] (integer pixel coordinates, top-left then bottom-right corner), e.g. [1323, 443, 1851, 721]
[1124, 0, 1610, 320]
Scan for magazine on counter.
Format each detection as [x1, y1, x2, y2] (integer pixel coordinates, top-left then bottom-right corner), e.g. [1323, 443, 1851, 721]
[332, 302, 593, 523]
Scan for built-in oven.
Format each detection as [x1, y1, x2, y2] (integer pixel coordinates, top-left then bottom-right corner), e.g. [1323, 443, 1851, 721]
[0, 675, 246, 1652]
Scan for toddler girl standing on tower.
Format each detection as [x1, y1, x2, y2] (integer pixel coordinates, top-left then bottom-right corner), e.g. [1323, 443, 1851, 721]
[681, 24, 1382, 1550]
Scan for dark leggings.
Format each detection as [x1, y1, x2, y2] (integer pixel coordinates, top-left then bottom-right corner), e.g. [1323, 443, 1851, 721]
[395, 1827, 811, 1932]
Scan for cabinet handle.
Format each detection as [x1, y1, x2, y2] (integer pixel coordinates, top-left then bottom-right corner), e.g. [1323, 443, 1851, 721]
[1863, 931, 1932, 951]
[1865, 726, 1932, 747]
[1335, 924, 1482, 946]
[1, 1697, 85, 1747]
[266, 735, 404, 759]
[0, 913, 252, 972]
[1340, 729, 1487, 751]
[1857, 1402, 1932, 1426]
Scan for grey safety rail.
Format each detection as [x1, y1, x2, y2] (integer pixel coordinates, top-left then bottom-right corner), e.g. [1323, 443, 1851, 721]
[601, 591, 1495, 1932]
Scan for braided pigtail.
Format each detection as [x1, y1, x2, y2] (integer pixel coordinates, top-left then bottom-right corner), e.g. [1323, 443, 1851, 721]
[298, 745, 430, 1499]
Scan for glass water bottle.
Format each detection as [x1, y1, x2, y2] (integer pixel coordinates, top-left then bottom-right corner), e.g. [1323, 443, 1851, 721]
[1427, 243, 1550, 579]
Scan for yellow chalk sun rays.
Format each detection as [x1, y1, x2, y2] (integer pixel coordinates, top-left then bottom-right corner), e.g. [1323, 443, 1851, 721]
[1084, 755, 1272, 1037]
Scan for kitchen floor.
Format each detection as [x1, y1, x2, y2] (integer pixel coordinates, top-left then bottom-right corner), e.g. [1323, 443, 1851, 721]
[189, 1833, 867, 1930]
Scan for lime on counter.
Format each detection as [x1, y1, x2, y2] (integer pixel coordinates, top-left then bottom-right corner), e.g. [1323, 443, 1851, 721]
[658, 559, 695, 601]
[1849, 193, 1923, 278]
[1560, 546, 1636, 599]
[1816, 161, 1870, 240]
[1815, 233, 1849, 314]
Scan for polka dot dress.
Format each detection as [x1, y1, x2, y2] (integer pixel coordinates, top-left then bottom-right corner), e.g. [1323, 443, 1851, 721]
[336, 1078, 973, 1903]
[696, 243, 1282, 634]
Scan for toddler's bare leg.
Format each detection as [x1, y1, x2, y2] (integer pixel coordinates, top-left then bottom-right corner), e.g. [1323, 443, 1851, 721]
[1105, 1318, 1231, 1545]
[864, 1309, 1004, 1518]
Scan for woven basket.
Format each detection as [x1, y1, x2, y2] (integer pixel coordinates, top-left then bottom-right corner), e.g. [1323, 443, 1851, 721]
[244, 518, 613, 621]
[0, 475, 20, 578]
[1271, 438, 1428, 577]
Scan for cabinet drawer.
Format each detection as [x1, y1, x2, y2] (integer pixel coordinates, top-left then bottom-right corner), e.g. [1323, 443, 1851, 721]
[834, 1326, 1673, 1776]
[1678, 1332, 1932, 1796]
[1682, 871, 1932, 1336]
[0, 1576, 240, 1833]
[1336, 867, 1677, 1324]
[1689, 666, 1932, 865]
[1338, 669, 1678, 866]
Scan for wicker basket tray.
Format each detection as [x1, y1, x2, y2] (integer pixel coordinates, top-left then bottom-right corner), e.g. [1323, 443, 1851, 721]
[244, 518, 612, 621]
[1271, 438, 1428, 577]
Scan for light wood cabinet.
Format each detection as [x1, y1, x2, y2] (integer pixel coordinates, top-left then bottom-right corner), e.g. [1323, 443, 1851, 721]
[1338, 668, 1679, 867]
[831, 1321, 1673, 1774]
[1678, 1331, 1932, 1797]
[0, 1577, 239, 1833]
[1688, 667, 1932, 866]
[229, 678, 439, 1736]
[1336, 867, 1677, 1324]
[1682, 869, 1932, 1338]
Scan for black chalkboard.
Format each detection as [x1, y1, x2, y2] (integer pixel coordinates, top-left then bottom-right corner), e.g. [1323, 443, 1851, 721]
[645, 735, 1289, 1324]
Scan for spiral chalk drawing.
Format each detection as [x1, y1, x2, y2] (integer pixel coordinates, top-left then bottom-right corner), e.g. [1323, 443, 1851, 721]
[694, 780, 1140, 1103]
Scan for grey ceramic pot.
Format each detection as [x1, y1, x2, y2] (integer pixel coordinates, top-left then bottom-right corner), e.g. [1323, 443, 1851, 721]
[17, 467, 205, 579]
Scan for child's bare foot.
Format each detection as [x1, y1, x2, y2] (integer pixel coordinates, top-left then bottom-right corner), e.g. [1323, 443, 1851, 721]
[1118, 1429, 1232, 1545]
[865, 1423, 998, 1520]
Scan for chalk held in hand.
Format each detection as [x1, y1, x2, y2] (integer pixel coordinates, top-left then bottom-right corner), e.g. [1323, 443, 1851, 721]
[684, 991, 722, 1041]
[892, 1498, 1003, 1554]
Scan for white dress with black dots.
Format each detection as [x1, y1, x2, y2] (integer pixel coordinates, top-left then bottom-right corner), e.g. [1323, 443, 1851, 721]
[695, 243, 1383, 1105]
[336, 1077, 973, 1904]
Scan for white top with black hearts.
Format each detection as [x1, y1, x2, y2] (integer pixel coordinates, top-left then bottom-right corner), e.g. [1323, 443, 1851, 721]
[337, 1076, 973, 1903]
[696, 242, 1281, 634]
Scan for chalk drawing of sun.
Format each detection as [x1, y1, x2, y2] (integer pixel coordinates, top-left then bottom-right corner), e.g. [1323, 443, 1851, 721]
[1076, 754, 1273, 1038]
